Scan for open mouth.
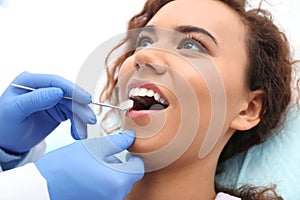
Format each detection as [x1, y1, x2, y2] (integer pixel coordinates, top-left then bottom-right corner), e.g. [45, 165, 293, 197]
[129, 87, 169, 111]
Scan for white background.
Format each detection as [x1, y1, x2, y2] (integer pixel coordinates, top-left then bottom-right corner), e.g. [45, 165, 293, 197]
[0, 0, 299, 152]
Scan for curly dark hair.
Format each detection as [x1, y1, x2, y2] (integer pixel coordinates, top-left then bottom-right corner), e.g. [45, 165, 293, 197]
[99, 0, 298, 199]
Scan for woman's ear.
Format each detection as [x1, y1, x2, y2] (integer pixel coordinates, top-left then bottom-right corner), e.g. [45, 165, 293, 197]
[230, 90, 265, 131]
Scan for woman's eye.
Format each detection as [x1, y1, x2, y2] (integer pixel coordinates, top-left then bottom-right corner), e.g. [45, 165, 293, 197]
[136, 36, 153, 48]
[178, 38, 207, 53]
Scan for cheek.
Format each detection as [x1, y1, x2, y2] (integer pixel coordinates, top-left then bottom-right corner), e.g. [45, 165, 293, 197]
[188, 77, 212, 150]
[118, 56, 135, 79]
[220, 65, 249, 119]
[183, 58, 237, 158]
[117, 56, 137, 103]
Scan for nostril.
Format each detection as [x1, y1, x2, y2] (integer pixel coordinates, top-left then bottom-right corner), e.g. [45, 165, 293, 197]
[134, 50, 167, 74]
[145, 63, 156, 71]
[134, 60, 167, 74]
[145, 63, 166, 74]
[135, 62, 141, 71]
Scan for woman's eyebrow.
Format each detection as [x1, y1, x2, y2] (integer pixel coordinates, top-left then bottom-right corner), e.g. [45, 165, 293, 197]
[137, 25, 156, 34]
[174, 25, 218, 45]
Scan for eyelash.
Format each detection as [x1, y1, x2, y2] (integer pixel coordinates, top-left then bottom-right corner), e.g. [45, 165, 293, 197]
[135, 32, 210, 55]
[135, 32, 154, 48]
[179, 35, 210, 54]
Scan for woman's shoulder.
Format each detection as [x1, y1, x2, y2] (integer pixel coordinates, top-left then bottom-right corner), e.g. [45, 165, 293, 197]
[215, 192, 241, 200]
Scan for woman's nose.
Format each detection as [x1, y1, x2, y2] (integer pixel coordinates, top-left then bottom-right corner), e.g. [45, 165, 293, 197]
[134, 48, 167, 74]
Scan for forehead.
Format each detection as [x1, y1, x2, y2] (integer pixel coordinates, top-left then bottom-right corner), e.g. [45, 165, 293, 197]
[147, 0, 247, 49]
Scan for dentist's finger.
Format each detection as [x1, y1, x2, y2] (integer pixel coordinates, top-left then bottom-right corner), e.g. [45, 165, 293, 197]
[81, 130, 136, 159]
[111, 154, 144, 176]
[13, 71, 92, 104]
[58, 104, 88, 140]
[8, 88, 63, 120]
[59, 99, 96, 125]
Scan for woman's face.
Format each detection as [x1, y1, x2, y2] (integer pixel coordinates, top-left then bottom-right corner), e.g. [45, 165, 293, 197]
[117, 0, 251, 170]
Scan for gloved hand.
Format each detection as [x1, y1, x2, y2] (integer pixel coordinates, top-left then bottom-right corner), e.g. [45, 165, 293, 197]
[0, 71, 96, 153]
[35, 130, 144, 200]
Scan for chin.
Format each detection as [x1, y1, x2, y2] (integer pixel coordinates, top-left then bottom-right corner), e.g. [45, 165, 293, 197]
[122, 116, 180, 153]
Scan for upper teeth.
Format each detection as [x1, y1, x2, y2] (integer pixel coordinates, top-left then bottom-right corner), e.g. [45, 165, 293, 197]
[129, 87, 168, 105]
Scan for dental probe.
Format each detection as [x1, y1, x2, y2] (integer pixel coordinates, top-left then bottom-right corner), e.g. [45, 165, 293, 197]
[11, 83, 133, 112]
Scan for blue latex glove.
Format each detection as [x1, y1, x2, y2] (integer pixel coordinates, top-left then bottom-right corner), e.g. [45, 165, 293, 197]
[35, 130, 144, 200]
[0, 71, 96, 153]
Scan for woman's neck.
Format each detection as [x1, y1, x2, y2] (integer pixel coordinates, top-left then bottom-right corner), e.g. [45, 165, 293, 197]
[126, 156, 218, 200]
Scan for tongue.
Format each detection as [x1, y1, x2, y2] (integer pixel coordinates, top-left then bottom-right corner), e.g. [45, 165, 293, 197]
[131, 96, 164, 111]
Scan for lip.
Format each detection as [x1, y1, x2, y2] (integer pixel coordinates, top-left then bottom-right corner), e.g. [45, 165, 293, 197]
[127, 79, 169, 119]
[127, 110, 151, 119]
[127, 79, 168, 101]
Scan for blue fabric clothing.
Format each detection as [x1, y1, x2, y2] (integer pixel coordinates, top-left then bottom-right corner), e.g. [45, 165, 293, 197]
[0, 141, 46, 172]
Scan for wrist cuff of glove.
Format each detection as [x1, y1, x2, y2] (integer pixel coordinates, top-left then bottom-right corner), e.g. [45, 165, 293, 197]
[0, 147, 29, 171]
